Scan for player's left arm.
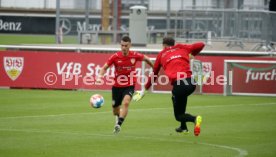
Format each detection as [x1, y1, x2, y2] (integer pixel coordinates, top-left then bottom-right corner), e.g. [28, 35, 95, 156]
[190, 42, 205, 56]
[132, 54, 154, 102]
[143, 55, 154, 68]
[177, 42, 205, 56]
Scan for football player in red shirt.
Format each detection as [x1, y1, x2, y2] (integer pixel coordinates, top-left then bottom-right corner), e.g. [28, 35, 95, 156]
[135, 37, 204, 136]
[96, 36, 153, 134]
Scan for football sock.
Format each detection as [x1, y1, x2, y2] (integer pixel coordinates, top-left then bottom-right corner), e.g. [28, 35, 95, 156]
[180, 122, 188, 130]
[117, 117, 125, 126]
[115, 115, 119, 124]
[184, 113, 196, 123]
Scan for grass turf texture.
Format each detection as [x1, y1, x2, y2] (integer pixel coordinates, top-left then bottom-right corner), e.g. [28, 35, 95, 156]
[0, 89, 275, 157]
[0, 34, 77, 45]
[0, 34, 161, 45]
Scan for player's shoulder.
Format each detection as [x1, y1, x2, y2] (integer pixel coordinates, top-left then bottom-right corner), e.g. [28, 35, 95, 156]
[129, 50, 138, 55]
[108, 52, 121, 62]
[174, 44, 188, 49]
[129, 51, 143, 56]
[175, 42, 204, 49]
[110, 51, 121, 57]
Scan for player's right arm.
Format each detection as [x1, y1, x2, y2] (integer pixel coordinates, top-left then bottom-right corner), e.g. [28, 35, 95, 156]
[96, 63, 109, 83]
[96, 53, 116, 84]
[145, 53, 162, 90]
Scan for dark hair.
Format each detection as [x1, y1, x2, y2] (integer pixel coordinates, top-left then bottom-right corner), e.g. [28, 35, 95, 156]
[162, 37, 175, 46]
[121, 36, 131, 43]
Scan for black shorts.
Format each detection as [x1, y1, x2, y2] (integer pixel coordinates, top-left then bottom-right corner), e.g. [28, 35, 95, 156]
[172, 78, 196, 97]
[112, 86, 134, 108]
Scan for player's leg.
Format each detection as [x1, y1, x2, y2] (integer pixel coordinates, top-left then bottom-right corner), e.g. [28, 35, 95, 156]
[117, 86, 134, 127]
[112, 86, 123, 116]
[182, 78, 203, 136]
[172, 79, 197, 133]
[112, 86, 123, 134]
[172, 93, 189, 133]
[117, 94, 131, 126]
[178, 78, 197, 124]
[113, 107, 120, 123]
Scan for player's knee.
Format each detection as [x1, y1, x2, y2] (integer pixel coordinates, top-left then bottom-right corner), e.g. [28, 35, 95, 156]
[122, 97, 131, 107]
[113, 107, 120, 115]
[175, 114, 182, 122]
[122, 100, 130, 107]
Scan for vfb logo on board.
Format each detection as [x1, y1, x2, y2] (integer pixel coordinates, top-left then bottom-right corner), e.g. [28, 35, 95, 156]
[4, 57, 24, 81]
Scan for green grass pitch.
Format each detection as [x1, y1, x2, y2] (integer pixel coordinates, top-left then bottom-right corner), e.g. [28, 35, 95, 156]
[0, 89, 276, 157]
[0, 34, 76, 45]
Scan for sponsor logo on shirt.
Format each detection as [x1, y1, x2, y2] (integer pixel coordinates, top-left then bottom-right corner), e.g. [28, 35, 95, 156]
[130, 58, 136, 64]
[166, 55, 182, 63]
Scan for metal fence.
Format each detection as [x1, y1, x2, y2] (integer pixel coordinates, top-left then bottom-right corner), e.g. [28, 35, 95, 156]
[174, 9, 276, 51]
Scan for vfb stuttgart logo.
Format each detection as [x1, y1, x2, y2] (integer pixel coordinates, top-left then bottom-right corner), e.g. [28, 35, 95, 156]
[4, 57, 24, 81]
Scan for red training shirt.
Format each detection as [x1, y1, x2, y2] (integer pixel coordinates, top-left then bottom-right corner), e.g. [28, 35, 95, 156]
[145, 42, 205, 90]
[106, 51, 144, 87]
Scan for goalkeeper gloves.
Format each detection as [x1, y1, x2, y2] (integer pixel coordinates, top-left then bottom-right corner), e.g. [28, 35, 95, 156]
[132, 90, 146, 102]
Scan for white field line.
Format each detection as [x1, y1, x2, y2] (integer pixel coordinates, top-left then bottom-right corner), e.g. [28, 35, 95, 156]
[0, 128, 248, 157]
[0, 102, 275, 120]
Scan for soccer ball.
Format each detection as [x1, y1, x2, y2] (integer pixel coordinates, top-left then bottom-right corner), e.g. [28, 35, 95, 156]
[90, 94, 104, 108]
